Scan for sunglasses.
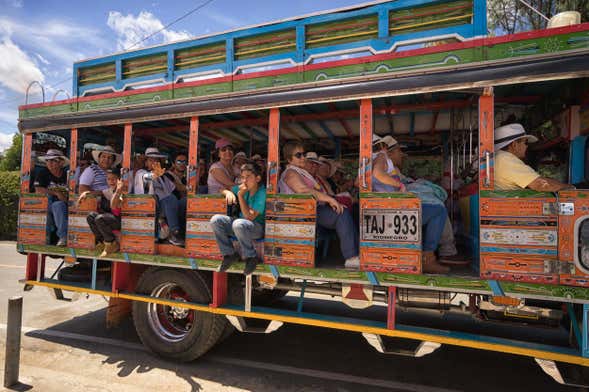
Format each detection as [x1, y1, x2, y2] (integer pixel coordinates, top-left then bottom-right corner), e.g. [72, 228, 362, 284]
[176, 159, 187, 164]
[293, 152, 306, 159]
[220, 146, 234, 152]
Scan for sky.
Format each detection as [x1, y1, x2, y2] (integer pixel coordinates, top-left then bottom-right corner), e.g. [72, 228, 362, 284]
[0, 0, 367, 151]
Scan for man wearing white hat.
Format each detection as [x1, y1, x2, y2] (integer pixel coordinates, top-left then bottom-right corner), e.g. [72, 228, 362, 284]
[35, 149, 70, 246]
[79, 145, 122, 196]
[494, 123, 572, 191]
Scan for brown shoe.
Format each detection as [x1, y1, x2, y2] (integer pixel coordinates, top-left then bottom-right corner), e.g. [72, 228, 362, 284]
[422, 251, 450, 274]
[101, 241, 119, 257]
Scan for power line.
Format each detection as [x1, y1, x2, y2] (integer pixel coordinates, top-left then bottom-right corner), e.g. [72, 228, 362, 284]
[1, 0, 216, 107]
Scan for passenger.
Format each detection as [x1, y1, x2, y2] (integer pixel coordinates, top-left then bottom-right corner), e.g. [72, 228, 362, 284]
[372, 135, 405, 192]
[78, 145, 121, 197]
[318, 157, 340, 195]
[140, 147, 185, 246]
[197, 158, 208, 194]
[494, 123, 574, 191]
[211, 163, 266, 275]
[34, 149, 70, 246]
[386, 138, 451, 273]
[73, 151, 92, 193]
[166, 152, 188, 200]
[232, 151, 248, 181]
[86, 169, 123, 256]
[279, 141, 360, 268]
[133, 154, 148, 194]
[251, 154, 266, 182]
[207, 138, 236, 194]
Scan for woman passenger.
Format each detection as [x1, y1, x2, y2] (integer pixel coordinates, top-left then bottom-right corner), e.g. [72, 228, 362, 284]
[78, 145, 121, 198]
[210, 163, 266, 275]
[279, 141, 359, 269]
[372, 135, 405, 192]
[207, 138, 236, 194]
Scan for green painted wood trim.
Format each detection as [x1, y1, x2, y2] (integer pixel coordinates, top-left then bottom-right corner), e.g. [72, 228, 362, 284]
[479, 190, 554, 198]
[20, 243, 589, 302]
[360, 192, 418, 198]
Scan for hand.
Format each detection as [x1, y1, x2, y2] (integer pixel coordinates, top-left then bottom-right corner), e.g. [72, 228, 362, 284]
[222, 190, 237, 205]
[77, 191, 90, 205]
[56, 190, 68, 202]
[327, 196, 344, 214]
[152, 162, 165, 178]
[237, 183, 247, 196]
[115, 179, 124, 192]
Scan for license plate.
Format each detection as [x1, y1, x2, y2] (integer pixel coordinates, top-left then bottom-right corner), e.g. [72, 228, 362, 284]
[361, 208, 420, 242]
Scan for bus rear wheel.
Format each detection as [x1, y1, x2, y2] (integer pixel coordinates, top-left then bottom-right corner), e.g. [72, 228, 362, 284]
[132, 268, 226, 361]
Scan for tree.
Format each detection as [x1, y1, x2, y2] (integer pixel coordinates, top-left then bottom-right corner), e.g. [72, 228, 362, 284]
[0, 133, 22, 171]
[489, 0, 589, 34]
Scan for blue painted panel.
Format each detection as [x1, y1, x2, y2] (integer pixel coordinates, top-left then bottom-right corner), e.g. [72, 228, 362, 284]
[570, 136, 588, 184]
[480, 246, 557, 256]
[74, 0, 486, 95]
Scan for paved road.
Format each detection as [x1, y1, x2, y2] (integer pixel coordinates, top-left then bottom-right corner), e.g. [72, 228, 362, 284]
[0, 242, 580, 391]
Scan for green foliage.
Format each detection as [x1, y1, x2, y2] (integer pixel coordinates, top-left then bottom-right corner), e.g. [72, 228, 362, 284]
[489, 0, 589, 34]
[0, 171, 20, 240]
[0, 133, 22, 171]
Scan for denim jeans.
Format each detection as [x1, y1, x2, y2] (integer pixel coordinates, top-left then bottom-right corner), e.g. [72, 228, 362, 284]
[316, 204, 358, 260]
[421, 203, 447, 252]
[47, 197, 68, 240]
[158, 194, 181, 232]
[210, 215, 264, 258]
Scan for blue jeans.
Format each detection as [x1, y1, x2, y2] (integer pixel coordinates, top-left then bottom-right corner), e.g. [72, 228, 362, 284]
[47, 197, 68, 240]
[158, 194, 181, 232]
[210, 215, 264, 258]
[317, 204, 358, 260]
[421, 203, 447, 252]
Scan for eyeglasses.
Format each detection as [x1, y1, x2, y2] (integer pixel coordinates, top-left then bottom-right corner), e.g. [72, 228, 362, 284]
[176, 159, 187, 164]
[293, 152, 306, 159]
[220, 146, 234, 152]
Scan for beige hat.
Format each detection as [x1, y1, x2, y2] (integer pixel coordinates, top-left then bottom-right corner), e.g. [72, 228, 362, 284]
[494, 123, 538, 150]
[232, 151, 248, 165]
[91, 145, 122, 167]
[381, 135, 399, 149]
[39, 149, 69, 166]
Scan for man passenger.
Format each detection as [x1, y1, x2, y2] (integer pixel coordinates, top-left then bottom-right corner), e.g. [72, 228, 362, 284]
[35, 149, 69, 246]
[278, 141, 360, 268]
[494, 123, 573, 191]
[78, 145, 121, 197]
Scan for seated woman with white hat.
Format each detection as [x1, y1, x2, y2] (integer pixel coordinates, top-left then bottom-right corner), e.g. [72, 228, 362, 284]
[494, 123, 573, 192]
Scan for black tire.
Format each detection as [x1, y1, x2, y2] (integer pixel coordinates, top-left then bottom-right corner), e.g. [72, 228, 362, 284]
[132, 268, 227, 361]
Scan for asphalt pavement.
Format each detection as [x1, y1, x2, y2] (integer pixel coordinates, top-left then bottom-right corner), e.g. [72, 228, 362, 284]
[0, 242, 581, 391]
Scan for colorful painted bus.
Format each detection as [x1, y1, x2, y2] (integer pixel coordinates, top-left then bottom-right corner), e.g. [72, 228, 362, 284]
[16, 0, 589, 385]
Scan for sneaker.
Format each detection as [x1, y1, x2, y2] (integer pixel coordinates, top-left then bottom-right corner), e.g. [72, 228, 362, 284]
[158, 219, 169, 240]
[219, 253, 240, 272]
[344, 256, 360, 269]
[56, 237, 67, 247]
[168, 230, 185, 247]
[243, 257, 260, 275]
[95, 242, 105, 255]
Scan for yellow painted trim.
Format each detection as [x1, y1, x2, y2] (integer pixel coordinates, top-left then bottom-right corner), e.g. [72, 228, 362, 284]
[123, 64, 168, 77]
[235, 42, 296, 57]
[306, 29, 378, 45]
[27, 280, 113, 297]
[27, 280, 589, 366]
[175, 54, 227, 67]
[78, 74, 116, 84]
[390, 14, 473, 32]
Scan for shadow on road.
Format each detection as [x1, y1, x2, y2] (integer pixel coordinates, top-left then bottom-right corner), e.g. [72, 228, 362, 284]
[23, 306, 575, 392]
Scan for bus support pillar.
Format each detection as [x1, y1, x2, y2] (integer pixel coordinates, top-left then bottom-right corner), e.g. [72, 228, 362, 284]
[583, 304, 589, 358]
[387, 286, 396, 330]
[211, 272, 227, 308]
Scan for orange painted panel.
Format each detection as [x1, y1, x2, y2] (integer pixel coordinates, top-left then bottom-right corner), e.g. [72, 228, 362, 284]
[480, 197, 556, 217]
[266, 197, 316, 217]
[360, 248, 421, 274]
[19, 195, 48, 211]
[264, 243, 314, 267]
[481, 254, 558, 282]
[187, 196, 226, 212]
[359, 99, 373, 193]
[478, 94, 494, 191]
[18, 227, 46, 245]
[68, 231, 95, 249]
[122, 196, 156, 213]
[20, 133, 33, 194]
[267, 108, 280, 195]
[186, 239, 222, 260]
[121, 235, 156, 254]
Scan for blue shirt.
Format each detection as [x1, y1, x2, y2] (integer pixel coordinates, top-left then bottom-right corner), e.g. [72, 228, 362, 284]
[231, 185, 266, 224]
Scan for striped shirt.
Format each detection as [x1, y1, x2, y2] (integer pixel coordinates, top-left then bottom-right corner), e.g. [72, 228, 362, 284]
[79, 164, 108, 191]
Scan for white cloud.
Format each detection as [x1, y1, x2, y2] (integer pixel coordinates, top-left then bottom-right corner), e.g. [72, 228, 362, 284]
[107, 10, 192, 51]
[35, 53, 50, 65]
[0, 132, 16, 153]
[0, 37, 44, 93]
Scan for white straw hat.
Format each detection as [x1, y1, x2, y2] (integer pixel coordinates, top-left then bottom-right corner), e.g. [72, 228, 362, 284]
[39, 149, 69, 166]
[305, 152, 321, 163]
[91, 145, 122, 167]
[494, 123, 538, 150]
[144, 147, 167, 159]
